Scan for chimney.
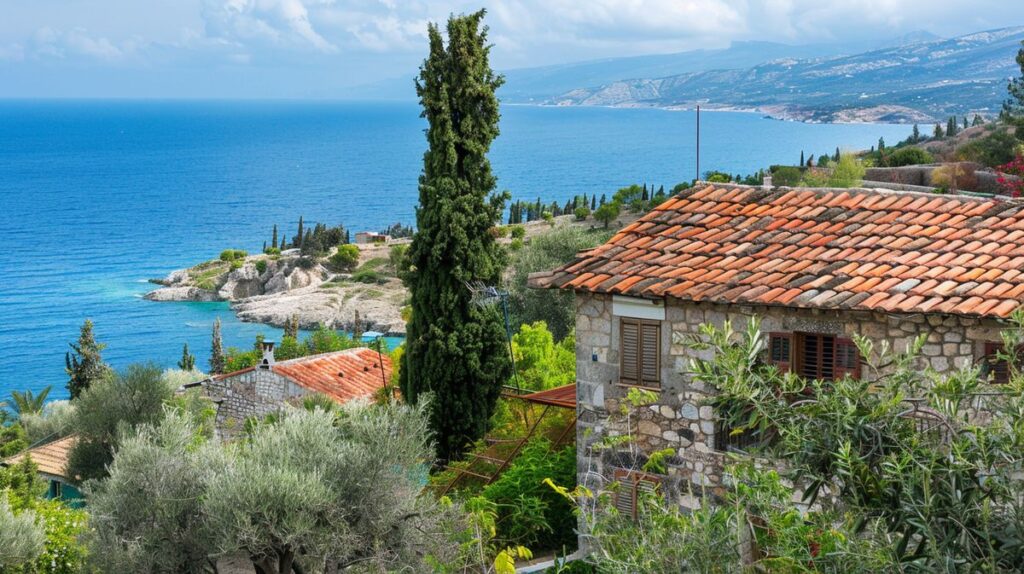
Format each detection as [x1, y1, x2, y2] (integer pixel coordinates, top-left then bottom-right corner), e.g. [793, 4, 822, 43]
[258, 340, 276, 370]
[762, 174, 773, 190]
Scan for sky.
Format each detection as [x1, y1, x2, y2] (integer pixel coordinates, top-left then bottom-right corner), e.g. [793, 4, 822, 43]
[1, 0, 1023, 98]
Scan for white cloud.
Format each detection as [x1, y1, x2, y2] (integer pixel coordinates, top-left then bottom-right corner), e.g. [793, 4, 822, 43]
[200, 0, 339, 53]
[27, 27, 139, 62]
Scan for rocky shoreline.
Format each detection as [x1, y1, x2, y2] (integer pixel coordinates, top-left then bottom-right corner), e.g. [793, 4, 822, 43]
[145, 245, 408, 336]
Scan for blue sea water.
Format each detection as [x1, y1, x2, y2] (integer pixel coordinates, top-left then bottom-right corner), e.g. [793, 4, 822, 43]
[0, 100, 911, 399]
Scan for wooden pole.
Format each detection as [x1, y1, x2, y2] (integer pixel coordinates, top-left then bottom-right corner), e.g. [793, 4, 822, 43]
[696, 104, 701, 182]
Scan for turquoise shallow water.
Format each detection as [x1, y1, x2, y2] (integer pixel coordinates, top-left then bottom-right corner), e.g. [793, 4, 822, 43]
[0, 100, 910, 399]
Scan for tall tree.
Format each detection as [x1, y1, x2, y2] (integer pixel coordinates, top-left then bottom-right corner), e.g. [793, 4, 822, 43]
[178, 343, 196, 371]
[271, 224, 278, 249]
[1004, 39, 1024, 139]
[911, 123, 920, 142]
[799, 150, 804, 166]
[401, 10, 512, 461]
[209, 318, 225, 374]
[65, 319, 109, 399]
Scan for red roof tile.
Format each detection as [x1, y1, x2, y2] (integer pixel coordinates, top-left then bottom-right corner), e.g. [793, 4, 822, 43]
[529, 184, 1024, 319]
[4, 435, 78, 480]
[218, 348, 391, 404]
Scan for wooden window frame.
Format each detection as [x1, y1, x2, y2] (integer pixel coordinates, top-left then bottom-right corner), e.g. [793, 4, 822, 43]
[982, 341, 1022, 384]
[766, 331, 860, 381]
[612, 468, 663, 520]
[619, 317, 661, 388]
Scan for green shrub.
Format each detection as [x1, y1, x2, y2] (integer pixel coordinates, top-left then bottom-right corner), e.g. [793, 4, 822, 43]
[481, 440, 577, 552]
[351, 269, 386, 284]
[704, 171, 731, 183]
[883, 146, 934, 167]
[671, 181, 691, 193]
[219, 249, 247, 262]
[389, 244, 410, 275]
[828, 153, 866, 188]
[509, 225, 526, 240]
[491, 225, 510, 238]
[956, 128, 1018, 167]
[771, 166, 803, 186]
[509, 239, 524, 251]
[330, 244, 360, 272]
[574, 206, 590, 221]
[254, 260, 267, 274]
[263, 246, 281, 256]
[230, 259, 243, 270]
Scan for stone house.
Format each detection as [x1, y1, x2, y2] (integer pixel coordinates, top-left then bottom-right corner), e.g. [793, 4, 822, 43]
[194, 342, 392, 438]
[529, 182, 1024, 515]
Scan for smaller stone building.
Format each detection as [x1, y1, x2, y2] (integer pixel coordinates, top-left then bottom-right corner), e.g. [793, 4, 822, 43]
[197, 342, 392, 438]
[530, 182, 1024, 517]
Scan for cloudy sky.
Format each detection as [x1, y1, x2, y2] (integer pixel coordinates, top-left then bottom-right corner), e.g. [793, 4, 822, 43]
[1, 0, 1023, 98]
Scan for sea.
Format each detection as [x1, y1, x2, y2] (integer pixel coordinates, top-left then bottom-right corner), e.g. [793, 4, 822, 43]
[0, 100, 911, 400]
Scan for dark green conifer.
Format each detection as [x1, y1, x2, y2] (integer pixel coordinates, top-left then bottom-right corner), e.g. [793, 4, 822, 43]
[177, 343, 196, 371]
[591, 195, 596, 210]
[65, 319, 109, 399]
[272, 224, 278, 249]
[1004, 40, 1024, 139]
[912, 123, 920, 142]
[800, 150, 804, 165]
[400, 9, 512, 461]
[210, 318, 225, 374]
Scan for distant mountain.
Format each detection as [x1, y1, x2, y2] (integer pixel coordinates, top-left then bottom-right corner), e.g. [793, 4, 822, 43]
[543, 27, 1024, 123]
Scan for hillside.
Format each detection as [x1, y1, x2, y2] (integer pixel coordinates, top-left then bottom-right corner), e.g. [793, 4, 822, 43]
[543, 27, 1024, 123]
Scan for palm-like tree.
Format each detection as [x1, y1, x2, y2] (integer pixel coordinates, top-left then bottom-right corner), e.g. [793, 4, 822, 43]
[9, 386, 51, 417]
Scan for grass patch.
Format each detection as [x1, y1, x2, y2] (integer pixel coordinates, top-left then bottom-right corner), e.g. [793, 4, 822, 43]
[356, 257, 389, 273]
[188, 260, 230, 291]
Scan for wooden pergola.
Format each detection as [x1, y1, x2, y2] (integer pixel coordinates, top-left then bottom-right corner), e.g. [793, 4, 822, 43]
[435, 383, 577, 496]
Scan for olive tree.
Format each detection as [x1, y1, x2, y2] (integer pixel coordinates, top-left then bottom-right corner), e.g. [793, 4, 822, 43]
[0, 495, 44, 569]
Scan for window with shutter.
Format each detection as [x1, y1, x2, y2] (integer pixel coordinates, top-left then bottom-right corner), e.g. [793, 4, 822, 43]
[834, 338, 861, 379]
[983, 342, 1016, 384]
[619, 318, 660, 388]
[767, 333, 792, 373]
[612, 468, 662, 520]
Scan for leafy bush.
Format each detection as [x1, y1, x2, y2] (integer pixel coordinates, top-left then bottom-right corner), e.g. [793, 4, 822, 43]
[574, 206, 591, 221]
[511, 322, 575, 391]
[330, 244, 360, 272]
[481, 440, 577, 551]
[509, 239, 524, 251]
[771, 166, 803, 186]
[827, 153, 865, 187]
[671, 181, 691, 193]
[956, 128, 1018, 167]
[263, 246, 281, 256]
[509, 225, 526, 240]
[352, 269, 386, 284]
[229, 259, 243, 270]
[219, 249, 247, 262]
[254, 259, 267, 274]
[508, 226, 612, 341]
[883, 146, 934, 167]
[704, 171, 731, 183]
[593, 202, 620, 229]
[491, 226, 510, 238]
[389, 244, 410, 275]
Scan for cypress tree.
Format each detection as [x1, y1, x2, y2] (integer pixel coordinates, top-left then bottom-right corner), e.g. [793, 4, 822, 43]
[262, 241, 267, 253]
[878, 137, 885, 151]
[600, 193, 606, 206]
[178, 343, 196, 371]
[591, 195, 596, 210]
[272, 224, 278, 249]
[401, 10, 512, 461]
[65, 319, 109, 399]
[800, 150, 805, 166]
[912, 123, 920, 142]
[1005, 41, 1024, 139]
[834, 147, 840, 161]
[972, 114, 984, 126]
[963, 116, 968, 130]
[934, 123, 944, 138]
[210, 318, 225, 374]
[296, 216, 304, 247]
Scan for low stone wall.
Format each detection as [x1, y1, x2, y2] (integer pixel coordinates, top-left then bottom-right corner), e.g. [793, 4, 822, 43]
[865, 164, 1007, 194]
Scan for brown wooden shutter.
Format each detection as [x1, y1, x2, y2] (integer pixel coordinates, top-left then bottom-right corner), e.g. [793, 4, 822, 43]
[620, 319, 640, 385]
[985, 341, 1009, 384]
[640, 322, 661, 387]
[612, 469, 662, 521]
[834, 338, 861, 380]
[767, 333, 792, 373]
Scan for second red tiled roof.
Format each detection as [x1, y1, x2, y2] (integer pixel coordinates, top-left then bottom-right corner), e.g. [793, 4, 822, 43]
[532, 184, 1024, 318]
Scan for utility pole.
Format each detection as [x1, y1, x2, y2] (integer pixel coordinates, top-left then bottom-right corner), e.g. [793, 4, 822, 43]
[696, 104, 701, 183]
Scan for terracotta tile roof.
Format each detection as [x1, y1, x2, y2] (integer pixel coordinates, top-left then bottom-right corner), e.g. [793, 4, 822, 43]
[269, 348, 391, 403]
[531, 184, 1024, 318]
[3, 435, 77, 480]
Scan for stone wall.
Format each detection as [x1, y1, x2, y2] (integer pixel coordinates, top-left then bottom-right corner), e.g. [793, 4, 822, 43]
[203, 368, 312, 438]
[574, 292, 1006, 510]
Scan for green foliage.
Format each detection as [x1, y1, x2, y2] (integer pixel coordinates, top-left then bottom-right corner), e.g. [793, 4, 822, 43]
[225, 326, 359, 372]
[254, 259, 268, 274]
[481, 440, 577, 552]
[66, 363, 173, 482]
[351, 269, 386, 284]
[329, 244, 360, 272]
[402, 9, 512, 461]
[218, 249, 247, 262]
[64, 319, 109, 400]
[263, 246, 281, 256]
[704, 171, 732, 183]
[0, 456, 45, 511]
[0, 422, 27, 458]
[827, 153, 866, 187]
[641, 448, 674, 475]
[389, 244, 410, 275]
[25, 500, 89, 574]
[8, 387, 50, 417]
[956, 127, 1019, 167]
[177, 342, 196, 371]
[209, 317, 225, 374]
[671, 182, 691, 193]
[593, 201, 620, 229]
[0, 495, 44, 570]
[771, 165, 803, 186]
[882, 146, 934, 166]
[509, 225, 526, 240]
[508, 226, 612, 341]
[19, 401, 75, 446]
[574, 206, 591, 221]
[511, 322, 575, 391]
